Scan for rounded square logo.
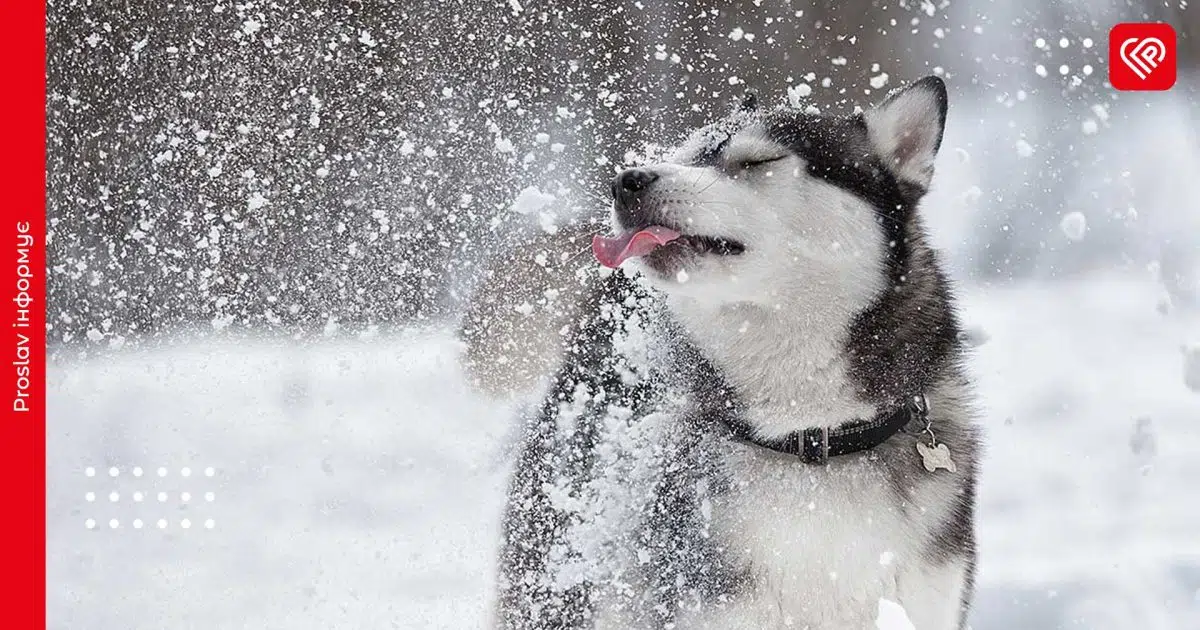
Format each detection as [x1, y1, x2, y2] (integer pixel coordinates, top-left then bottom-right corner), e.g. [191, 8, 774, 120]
[1109, 23, 1177, 91]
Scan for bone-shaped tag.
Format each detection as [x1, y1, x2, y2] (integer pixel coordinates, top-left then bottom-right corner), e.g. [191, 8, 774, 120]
[916, 441, 956, 473]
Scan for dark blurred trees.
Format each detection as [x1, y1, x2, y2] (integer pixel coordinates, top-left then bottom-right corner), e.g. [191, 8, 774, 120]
[48, 0, 667, 345]
[49, 1, 521, 344]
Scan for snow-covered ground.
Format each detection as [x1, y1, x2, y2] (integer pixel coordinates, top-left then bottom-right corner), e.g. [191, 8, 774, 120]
[966, 274, 1200, 628]
[47, 268, 1200, 629]
[47, 330, 515, 629]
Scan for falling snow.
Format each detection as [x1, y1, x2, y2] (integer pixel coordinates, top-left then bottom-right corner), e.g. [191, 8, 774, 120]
[1060, 211, 1087, 241]
[509, 186, 555, 216]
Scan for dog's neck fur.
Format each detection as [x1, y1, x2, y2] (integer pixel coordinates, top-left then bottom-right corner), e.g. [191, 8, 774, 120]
[662, 226, 960, 441]
[667, 290, 879, 438]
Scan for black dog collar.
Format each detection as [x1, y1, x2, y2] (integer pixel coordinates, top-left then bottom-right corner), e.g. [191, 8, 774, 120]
[721, 395, 929, 464]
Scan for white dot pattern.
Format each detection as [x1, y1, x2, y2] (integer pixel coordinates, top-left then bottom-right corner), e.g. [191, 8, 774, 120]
[84, 465, 219, 531]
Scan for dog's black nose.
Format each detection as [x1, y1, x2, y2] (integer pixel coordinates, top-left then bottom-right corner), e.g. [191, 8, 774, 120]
[613, 168, 659, 197]
[611, 168, 659, 225]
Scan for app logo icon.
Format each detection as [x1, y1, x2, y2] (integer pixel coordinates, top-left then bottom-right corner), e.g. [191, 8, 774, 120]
[1110, 23, 1176, 91]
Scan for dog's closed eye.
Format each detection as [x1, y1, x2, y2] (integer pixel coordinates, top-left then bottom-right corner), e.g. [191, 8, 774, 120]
[735, 155, 788, 170]
[728, 154, 789, 179]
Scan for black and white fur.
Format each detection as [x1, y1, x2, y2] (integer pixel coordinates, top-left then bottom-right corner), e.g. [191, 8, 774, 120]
[496, 77, 980, 629]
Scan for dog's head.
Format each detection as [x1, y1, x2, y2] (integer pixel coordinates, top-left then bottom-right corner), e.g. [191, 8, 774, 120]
[593, 77, 947, 310]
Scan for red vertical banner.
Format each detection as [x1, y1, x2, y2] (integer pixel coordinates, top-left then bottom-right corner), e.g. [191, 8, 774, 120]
[1, 1, 47, 628]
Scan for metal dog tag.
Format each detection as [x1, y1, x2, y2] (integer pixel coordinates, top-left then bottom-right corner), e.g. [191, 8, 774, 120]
[916, 441, 956, 473]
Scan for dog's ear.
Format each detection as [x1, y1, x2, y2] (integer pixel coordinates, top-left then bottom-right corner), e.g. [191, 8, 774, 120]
[864, 76, 947, 189]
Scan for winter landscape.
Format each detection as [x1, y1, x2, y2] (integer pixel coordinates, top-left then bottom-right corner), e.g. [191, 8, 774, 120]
[46, 1, 1199, 628]
[48, 272, 1200, 629]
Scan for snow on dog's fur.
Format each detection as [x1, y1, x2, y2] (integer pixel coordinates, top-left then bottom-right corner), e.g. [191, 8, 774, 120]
[497, 77, 981, 630]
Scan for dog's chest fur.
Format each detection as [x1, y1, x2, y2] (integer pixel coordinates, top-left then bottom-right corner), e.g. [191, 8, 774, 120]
[674, 439, 961, 630]
[589, 398, 970, 630]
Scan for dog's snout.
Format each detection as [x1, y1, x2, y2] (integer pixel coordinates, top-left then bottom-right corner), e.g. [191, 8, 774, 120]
[612, 168, 660, 227]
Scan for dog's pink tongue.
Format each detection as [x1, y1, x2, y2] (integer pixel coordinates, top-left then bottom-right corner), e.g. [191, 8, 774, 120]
[592, 226, 681, 268]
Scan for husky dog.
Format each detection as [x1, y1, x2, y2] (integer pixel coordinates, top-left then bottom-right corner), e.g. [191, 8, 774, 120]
[496, 77, 980, 630]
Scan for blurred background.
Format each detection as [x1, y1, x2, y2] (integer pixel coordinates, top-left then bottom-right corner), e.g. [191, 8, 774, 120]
[47, 0, 1200, 344]
[47, 1, 1200, 629]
